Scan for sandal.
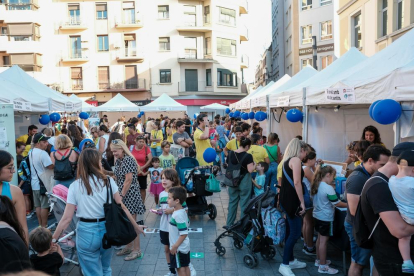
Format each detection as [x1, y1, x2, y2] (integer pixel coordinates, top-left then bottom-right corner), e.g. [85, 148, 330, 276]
[124, 250, 142, 261]
[116, 247, 132, 256]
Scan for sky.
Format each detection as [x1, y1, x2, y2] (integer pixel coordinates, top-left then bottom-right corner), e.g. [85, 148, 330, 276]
[240, 0, 272, 84]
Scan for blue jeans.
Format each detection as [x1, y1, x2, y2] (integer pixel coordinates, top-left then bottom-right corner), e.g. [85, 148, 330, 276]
[265, 161, 278, 192]
[283, 215, 303, 265]
[151, 147, 161, 157]
[344, 221, 371, 266]
[76, 221, 113, 276]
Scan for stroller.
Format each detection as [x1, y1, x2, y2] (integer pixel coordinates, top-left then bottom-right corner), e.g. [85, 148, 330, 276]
[214, 188, 277, 268]
[176, 157, 217, 220]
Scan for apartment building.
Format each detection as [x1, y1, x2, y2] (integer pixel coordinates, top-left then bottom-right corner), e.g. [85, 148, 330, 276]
[338, 0, 413, 56]
[271, 0, 285, 81]
[254, 45, 272, 88]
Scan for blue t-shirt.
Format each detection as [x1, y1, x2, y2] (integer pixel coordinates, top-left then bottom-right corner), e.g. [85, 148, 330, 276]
[254, 174, 266, 196]
[216, 125, 225, 139]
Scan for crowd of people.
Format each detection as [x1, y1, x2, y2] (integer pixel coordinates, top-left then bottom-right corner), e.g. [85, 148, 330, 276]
[0, 112, 413, 276]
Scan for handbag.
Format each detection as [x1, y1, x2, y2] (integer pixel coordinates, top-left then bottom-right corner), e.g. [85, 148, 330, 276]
[223, 151, 249, 188]
[102, 177, 137, 249]
[282, 164, 312, 209]
[205, 174, 221, 193]
[30, 152, 49, 195]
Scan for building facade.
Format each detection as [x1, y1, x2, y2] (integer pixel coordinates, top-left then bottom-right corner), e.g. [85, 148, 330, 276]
[0, 0, 249, 108]
[338, 0, 414, 56]
[254, 45, 272, 88]
[271, 0, 285, 81]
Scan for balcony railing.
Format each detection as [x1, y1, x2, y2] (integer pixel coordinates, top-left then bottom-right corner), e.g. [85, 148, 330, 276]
[61, 49, 88, 61]
[98, 82, 110, 89]
[4, 0, 38, 10]
[241, 54, 249, 68]
[59, 16, 87, 29]
[240, 24, 249, 41]
[178, 81, 214, 93]
[124, 47, 136, 57]
[71, 79, 83, 90]
[114, 15, 143, 28]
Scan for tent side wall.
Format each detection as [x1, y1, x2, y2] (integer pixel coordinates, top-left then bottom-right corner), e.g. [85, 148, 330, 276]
[270, 110, 303, 152]
[400, 102, 414, 142]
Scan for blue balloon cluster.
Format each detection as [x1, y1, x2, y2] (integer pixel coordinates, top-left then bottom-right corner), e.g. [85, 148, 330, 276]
[241, 112, 249, 120]
[369, 99, 402, 125]
[248, 112, 255, 119]
[79, 112, 89, 120]
[286, 109, 303, 123]
[225, 108, 230, 114]
[39, 114, 50, 125]
[234, 110, 241, 118]
[49, 112, 61, 123]
[254, 111, 267, 122]
[229, 112, 234, 118]
[203, 147, 216, 163]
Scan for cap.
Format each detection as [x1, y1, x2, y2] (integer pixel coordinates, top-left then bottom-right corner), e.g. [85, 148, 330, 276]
[33, 133, 50, 143]
[392, 142, 414, 157]
[397, 150, 414, 166]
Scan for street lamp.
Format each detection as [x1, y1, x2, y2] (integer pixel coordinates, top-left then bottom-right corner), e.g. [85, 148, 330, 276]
[312, 36, 317, 70]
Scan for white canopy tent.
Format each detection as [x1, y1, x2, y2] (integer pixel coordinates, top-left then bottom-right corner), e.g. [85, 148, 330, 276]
[230, 85, 265, 110]
[249, 75, 291, 108]
[240, 81, 278, 109]
[140, 93, 187, 111]
[69, 94, 98, 112]
[0, 66, 82, 112]
[95, 93, 140, 112]
[200, 103, 229, 110]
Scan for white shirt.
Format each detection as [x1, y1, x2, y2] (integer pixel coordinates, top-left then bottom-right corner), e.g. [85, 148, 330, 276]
[48, 137, 56, 149]
[67, 176, 118, 219]
[137, 123, 143, 133]
[159, 190, 170, 232]
[169, 209, 190, 253]
[29, 148, 52, 190]
[389, 175, 414, 220]
[313, 181, 340, 222]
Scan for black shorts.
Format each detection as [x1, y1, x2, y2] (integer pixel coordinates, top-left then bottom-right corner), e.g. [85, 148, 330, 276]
[160, 230, 169, 246]
[20, 181, 31, 195]
[138, 175, 148, 190]
[170, 251, 190, 269]
[315, 218, 333, 237]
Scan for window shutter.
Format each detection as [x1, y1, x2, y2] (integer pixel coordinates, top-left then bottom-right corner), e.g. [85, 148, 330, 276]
[122, 1, 134, 9]
[98, 67, 109, 83]
[68, 4, 79, 11]
[184, 37, 197, 49]
[96, 3, 106, 11]
[8, 23, 33, 35]
[124, 35, 135, 41]
[10, 54, 33, 64]
[71, 67, 82, 79]
[159, 37, 169, 43]
[158, 5, 168, 12]
[125, 66, 136, 80]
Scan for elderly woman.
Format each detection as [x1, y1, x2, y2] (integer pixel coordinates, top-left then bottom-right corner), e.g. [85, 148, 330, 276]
[90, 127, 99, 145]
[97, 125, 110, 154]
[130, 135, 153, 203]
[50, 135, 79, 188]
[52, 149, 146, 275]
[110, 139, 145, 261]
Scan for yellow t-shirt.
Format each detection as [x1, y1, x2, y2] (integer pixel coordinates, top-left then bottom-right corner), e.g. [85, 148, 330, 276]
[225, 139, 239, 151]
[248, 145, 269, 165]
[16, 134, 30, 157]
[167, 127, 176, 143]
[194, 128, 212, 166]
[277, 163, 283, 181]
[151, 129, 163, 148]
[354, 160, 361, 167]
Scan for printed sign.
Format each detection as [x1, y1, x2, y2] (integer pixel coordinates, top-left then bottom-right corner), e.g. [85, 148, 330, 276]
[325, 87, 355, 103]
[65, 102, 74, 111]
[276, 96, 290, 107]
[13, 101, 32, 111]
[190, 252, 204, 259]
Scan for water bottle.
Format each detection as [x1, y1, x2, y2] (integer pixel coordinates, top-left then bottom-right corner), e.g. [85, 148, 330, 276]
[244, 229, 254, 245]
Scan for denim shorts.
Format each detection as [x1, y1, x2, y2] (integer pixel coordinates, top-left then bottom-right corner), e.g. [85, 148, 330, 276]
[344, 221, 372, 266]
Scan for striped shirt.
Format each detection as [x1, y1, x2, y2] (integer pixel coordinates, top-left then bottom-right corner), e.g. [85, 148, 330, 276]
[169, 209, 190, 253]
[312, 181, 340, 222]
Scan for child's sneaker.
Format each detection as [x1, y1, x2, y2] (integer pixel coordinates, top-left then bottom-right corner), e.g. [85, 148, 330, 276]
[302, 246, 316, 255]
[315, 260, 331, 267]
[318, 265, 338, 274]
[402, 263, 414, 273]
[189, 263, 197, 276]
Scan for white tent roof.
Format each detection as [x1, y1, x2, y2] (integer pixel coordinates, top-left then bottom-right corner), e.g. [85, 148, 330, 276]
[0, 66, 82, 112]
[0, 78, 49, 112]
[231, 85, 265, 109]
[69, 94, 98, 112]
[200, 103, 228, 110]
[95, 93, 140, 112]
[249, 74, 292, 107]
[273, 47, 367, 107]
[140, 93, 187, 111]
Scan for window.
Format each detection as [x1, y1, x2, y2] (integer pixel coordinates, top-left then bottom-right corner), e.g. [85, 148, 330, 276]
[183, 5, 196, 26]
[98, 66, 110, 89]
[353, 13, 361, 48]
[160, 69, 171, 83]
[320, 21, 332, 40]
[96, 3, 107, 19]
[381, 0, 388, 36]
[68, 4, 80, 24]
[302, 0, 312, 10]
[217, 68, 237, 87]
[320, 0, 332, 6]
[97, 35, 109, 51]
[159, 37, 170, 51]
[184, 37, 197, 59]
[204, 6, 210, 24]
[301, 58, 312, 69]
[206, 69, 212, 86]
[205, 37, 211, 55]
[301, 25, 312, 44]
[125, 65, 138, 89]
[124, 34, 136, 56]
[218, 7, 236, 25]
[158, 5, 169, 19]
[1, 27, 7, 35]
[397, 0, 404, 30]
[70, 36, 81, 58]
[71, 67, 83, 90]
[321, 55, 333, 69]
[122, 1, 136, 24]
[3, 56, 10, 66]
[217, 37, 236, 56]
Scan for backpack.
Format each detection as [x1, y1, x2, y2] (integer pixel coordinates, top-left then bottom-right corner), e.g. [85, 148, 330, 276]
[18, 154, 31, 183]
[53, 150, 75, 180]
[261, 206, 286, 246]
[223, 151, 249, 187]
[353, 176, 384, 249]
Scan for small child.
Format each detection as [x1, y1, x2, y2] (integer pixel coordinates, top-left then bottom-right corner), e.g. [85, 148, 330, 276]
[29, 227, 64, 276]
[144, 157, 164, 208]
[389, 151, 414, 273]
[159, 141, 176, 170]
[252, 162, 268, 196]
[311, 165, 347, 275]
[168, 186, 191, 276]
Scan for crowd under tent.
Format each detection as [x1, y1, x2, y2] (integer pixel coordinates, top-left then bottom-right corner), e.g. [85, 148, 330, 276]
[200, 103, 229, 120]
[140, 93, 187, 112]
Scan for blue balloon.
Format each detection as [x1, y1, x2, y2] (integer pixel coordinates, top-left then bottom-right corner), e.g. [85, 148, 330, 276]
[225, 108, 230, 114]
[39, 114, 50, 125]
[140, 111, 145, 115]
[49, 112, 61, 123]
[286, 109, 303, 123]
[229, 112, 234, 118]
[203, 148, 216, 163]
[194, 113, 199, 119]
[79, 138, 94, 151]
[254, 111, 267, 122]
[234, 110, 241, 118]
[248, 112, 255, 119]
[372, 99, 402, 125]
[369, 100, 381, 122]
[138, 114, 142, 118]
[241, 113, 249, 120]
[79, 112, 89, 120]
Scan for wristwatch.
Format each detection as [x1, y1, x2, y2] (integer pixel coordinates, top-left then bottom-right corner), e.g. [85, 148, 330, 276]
[52, 238, 57, 243]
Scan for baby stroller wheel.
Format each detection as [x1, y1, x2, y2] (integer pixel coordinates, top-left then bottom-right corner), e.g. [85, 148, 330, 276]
[234, 239, 243, 249]
[208, 204, 217, 220]
[215, 245, 226, 256]
[260, 246, 276, 260]
[243, 254, 258, 268]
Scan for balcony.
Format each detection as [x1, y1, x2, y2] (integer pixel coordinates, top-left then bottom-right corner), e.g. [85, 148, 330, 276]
[241, 54, 249, 68]
[240, 24, 249, 41]
[59, 17, 88, 30]
[114, 15, 143, 29]
[109, 79, 147, 90]
[71, 79, 83, 90]
[116, 47, 144, 62]
[176, 21, 211, 32]
[4, 0, 39, 11]
[61, 50, 89, 63]
[178, 50, 214, 63]
[178, 81, 214, 93]
[239, 0, 248, 14]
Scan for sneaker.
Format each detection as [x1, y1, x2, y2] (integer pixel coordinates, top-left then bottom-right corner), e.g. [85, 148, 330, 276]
[114, 245, 125, 250]
[26, 212, 34, 219]
[279, 264, 295, 276]
[289, 259, 306, 269]
[302, 246, 316, 255]
[164, 273, 177, 276]
[402, 263, 414, 273]
[318, 265, 338, 274]
[189, 263, 197, 276]
[315, 260, 332, 267]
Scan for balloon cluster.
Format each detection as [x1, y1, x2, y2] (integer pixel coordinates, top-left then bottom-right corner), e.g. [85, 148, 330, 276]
[137, 111, 145, 118]
[227, 110, 267, 121]
[369, 99, 402, 125]
[286, 109, 303, 123]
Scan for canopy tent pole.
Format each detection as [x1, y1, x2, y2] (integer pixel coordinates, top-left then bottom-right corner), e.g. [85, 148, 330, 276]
[266, 95, 271, 136]
[394, 112, 401, 146]
[302, 87, 309, 142]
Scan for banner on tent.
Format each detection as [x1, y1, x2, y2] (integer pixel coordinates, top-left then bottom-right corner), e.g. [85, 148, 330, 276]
[277, 96, 290, 107]
[65, 102, 74, 111]
[325, 87, 355, 103]
[13, 100, 32, 112]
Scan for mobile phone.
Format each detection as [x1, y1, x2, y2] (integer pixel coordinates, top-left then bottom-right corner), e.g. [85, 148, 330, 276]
[295, 206, 305, 217]
[150, 209, 163, 215]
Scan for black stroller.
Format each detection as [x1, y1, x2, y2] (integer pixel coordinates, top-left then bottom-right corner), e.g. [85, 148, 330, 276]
[214, 189, 277, 268]
[176, 157, 218, 220]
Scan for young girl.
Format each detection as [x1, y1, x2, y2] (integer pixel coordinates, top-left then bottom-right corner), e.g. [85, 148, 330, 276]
[150, 122, 163, 157]
[159, 141, 176, 170]
[302, 151, 317, 255]
[143, 157, 163, 208]
[311, 165, 347, 275]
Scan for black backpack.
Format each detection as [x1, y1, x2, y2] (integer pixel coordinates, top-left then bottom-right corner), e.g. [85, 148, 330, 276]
[53, 150, 75, 180]
[223, 151, 249, 187]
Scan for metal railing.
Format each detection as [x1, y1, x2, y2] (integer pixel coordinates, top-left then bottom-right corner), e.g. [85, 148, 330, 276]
[98, 82, 110, 89]
[115, 15, 143, 26]
[124, 47, 137, 57]
[71, 79, 83, 90]
[61, 16, 85, 27]
[178, 81, 214, 92]
[4, 0, 38, 10]
[66, 49, 88, 59]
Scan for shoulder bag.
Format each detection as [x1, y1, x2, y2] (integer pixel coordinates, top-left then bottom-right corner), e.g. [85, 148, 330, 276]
[282, 164, 312, 209]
